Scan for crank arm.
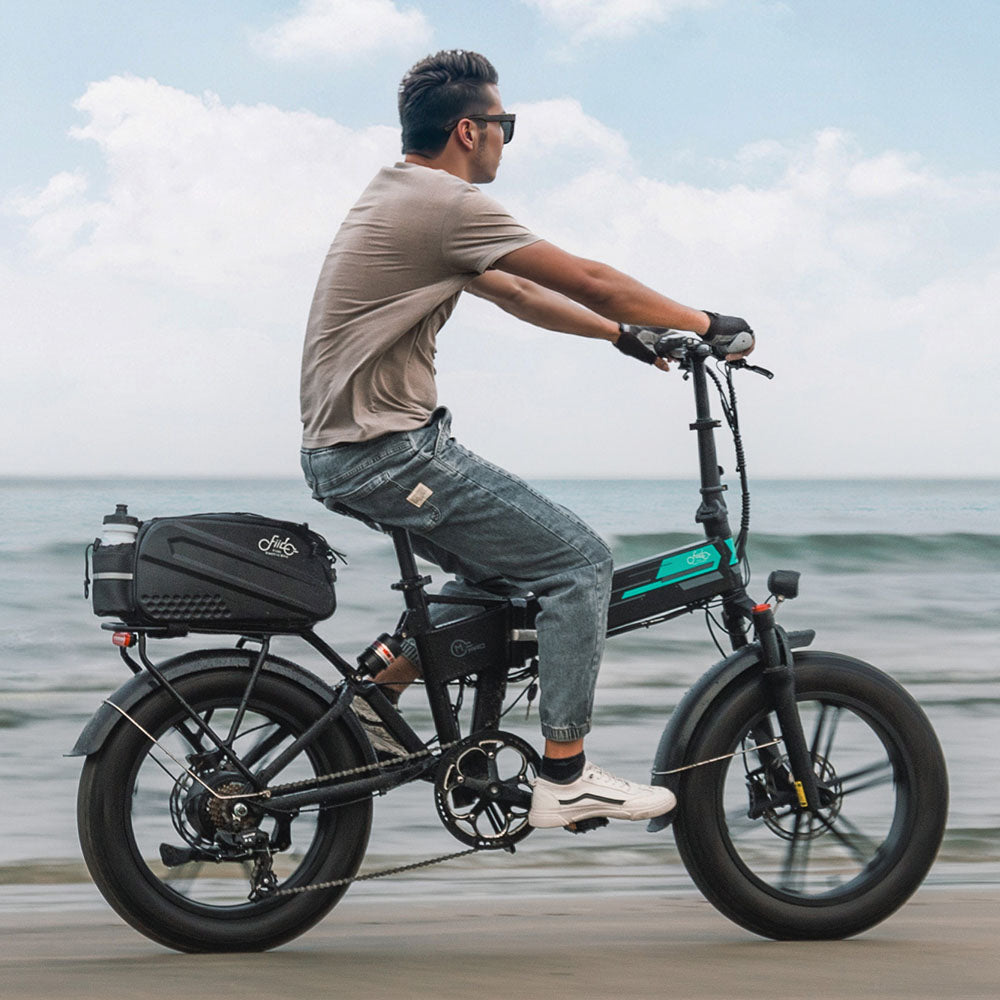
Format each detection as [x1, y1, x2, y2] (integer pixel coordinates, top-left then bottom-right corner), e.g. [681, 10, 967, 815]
[450, 775, 533, 810]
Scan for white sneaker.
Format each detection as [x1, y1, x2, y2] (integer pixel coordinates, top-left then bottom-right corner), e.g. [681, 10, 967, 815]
[352, 699, 407, 758]
[528, 761, 676, 829]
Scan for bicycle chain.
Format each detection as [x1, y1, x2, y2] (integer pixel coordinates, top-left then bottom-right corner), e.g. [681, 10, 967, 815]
[262, 739, 785, 897]
[106, 698, 479, 894]
[259, 741, 481, 898]
[268, 846, 482, 897]
[107, 698, 786, 898]
[263, 740, 453, 796]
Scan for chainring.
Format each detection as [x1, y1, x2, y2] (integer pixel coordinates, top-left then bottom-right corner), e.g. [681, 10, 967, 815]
[433, 730, 540, 850]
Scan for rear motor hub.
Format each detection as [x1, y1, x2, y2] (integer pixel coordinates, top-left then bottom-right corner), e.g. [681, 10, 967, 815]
[183, 772, 262, 838]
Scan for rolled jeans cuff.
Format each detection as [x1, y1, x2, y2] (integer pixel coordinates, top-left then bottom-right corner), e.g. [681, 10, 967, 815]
[540, 721, 592, 742]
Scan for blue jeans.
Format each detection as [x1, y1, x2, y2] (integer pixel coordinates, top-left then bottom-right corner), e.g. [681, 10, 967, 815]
[300, 408, 613, 741]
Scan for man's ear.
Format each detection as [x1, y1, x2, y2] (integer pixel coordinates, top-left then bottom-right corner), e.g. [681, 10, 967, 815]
[455, 119, 476, 150]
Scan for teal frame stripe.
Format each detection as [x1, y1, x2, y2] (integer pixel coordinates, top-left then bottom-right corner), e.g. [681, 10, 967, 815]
[620, 539, 738, 601]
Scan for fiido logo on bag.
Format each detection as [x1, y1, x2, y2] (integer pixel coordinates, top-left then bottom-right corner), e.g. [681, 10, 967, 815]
[259, 535, 299, 558]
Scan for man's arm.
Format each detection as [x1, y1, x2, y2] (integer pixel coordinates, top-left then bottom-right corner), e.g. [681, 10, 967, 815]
[491, 240, 711, 335]
[466, 270, 620, 341]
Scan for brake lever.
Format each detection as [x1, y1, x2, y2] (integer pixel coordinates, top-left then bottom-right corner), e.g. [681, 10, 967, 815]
[728, 359, 774, 380]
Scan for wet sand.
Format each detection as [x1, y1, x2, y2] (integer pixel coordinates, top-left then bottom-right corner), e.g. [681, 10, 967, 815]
[1, 887, 997, 1000]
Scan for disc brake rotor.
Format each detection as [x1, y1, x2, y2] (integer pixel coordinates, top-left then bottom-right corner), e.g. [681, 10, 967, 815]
[751, 752, 843, 840]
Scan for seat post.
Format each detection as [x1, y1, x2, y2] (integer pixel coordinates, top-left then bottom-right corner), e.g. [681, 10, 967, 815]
[390, 528, 432, 624]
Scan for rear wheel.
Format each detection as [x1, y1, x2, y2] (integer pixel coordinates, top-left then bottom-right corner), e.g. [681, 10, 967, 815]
[78, 668, 372, 952]
[674, 652, 947, 939]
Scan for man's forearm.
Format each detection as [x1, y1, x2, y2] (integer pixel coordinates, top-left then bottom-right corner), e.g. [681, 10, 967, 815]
[468, 271, 619, 340]
[495, 242, 711, 335]
[574, 262, 710, 334]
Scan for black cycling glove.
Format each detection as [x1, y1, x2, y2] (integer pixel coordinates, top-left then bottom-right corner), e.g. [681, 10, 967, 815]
[614, 325, 660, 365]
[702, 312, 754, 356]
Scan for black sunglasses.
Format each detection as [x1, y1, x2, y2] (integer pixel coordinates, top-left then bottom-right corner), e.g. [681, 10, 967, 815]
[447, 113, 516, 144]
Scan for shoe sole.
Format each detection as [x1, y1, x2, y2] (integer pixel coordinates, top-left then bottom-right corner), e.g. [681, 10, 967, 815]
[528, 798, 676, 829]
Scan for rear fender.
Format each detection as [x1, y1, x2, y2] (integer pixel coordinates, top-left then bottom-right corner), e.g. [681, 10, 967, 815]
[68, 648, 370, 760]
[647, 628, 815, 831]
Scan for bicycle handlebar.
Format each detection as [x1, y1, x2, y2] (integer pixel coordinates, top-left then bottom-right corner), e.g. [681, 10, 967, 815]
[651, 330, 755, 361]
[651, 330, 773, 378]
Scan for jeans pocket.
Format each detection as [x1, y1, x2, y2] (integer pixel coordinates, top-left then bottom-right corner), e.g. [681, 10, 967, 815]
[338, 474, 442, 533]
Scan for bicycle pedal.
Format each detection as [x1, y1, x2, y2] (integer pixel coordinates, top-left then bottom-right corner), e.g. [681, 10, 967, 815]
[564, 816, 610, 834]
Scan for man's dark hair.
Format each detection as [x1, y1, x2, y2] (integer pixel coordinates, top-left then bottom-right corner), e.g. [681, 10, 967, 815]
[398, 50, 498, 156]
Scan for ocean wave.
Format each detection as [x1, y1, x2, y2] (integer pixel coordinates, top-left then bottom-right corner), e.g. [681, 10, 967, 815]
[0, 709, 33, 730]
[611, 530, 1000, 572]
[0, 540, 90, 559]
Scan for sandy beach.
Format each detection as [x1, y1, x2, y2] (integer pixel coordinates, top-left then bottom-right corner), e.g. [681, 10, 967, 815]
[1, 886, 997, 1000]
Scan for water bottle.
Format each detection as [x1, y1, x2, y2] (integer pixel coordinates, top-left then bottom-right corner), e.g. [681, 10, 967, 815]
[91, 504, 140, 619]
[101, 504, 140, 546]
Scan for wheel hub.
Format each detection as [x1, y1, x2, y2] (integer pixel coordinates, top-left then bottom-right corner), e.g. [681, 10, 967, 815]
[181, 771, 262, 840]
[750, 753, 843, 840]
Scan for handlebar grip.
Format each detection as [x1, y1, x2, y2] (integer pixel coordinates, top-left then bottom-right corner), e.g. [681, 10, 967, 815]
[655, 330, 759, 363]
[713, 330, 754, 358]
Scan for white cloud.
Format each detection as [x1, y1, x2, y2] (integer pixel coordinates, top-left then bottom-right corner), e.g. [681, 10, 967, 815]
[252, 0, 431, 61]
[4, 78, 999, 477]
[13, 75, 398, 303]
[520, 0, 717, 43]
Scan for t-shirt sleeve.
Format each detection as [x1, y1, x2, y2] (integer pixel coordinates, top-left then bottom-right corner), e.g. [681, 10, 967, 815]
[441, 186, 541, 274]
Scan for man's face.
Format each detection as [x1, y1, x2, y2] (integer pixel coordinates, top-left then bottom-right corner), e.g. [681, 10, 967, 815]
[469, 83, 506, 185]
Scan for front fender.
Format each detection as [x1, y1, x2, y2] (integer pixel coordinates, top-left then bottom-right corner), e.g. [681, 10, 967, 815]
[647, 628, 815, 831]
[68, 648, 362, 757]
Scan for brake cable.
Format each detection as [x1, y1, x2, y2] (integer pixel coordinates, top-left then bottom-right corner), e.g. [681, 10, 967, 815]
[704, 363, 751, 570]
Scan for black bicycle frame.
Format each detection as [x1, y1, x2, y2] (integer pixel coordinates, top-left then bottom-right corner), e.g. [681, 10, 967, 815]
[118, 341, 821, 816]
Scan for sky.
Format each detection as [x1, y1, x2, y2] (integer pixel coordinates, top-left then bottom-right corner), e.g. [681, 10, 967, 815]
[2, 0, 999, 478]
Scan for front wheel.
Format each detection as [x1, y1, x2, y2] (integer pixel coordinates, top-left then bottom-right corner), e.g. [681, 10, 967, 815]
[673, 652, 947, 939]
[78, 667, 372, 952]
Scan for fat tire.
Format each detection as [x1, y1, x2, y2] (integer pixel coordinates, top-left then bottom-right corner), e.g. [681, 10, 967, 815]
[673, 652, 947, 940]
[78, 668, 372, 952]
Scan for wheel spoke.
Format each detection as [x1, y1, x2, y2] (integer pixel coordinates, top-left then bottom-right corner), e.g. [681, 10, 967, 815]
[164, 860, 206, 887]
[80, 668, 375, 951]
[720, 699, 901, 892]
[238, 723, 290, 771]
[817, 808, 883, 864]
[835, 759, 895, 797]
[809, 703, 842, 763]
[176, 720, 209, 752]
[779, 811, 812, 892]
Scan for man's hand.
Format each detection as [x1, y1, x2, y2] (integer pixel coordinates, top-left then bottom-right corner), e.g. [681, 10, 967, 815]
[702, 312, 755, 359]
[615, 325, 671, 371]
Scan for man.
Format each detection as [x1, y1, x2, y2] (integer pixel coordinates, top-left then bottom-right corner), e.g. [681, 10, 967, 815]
[300, 50, 753, 830]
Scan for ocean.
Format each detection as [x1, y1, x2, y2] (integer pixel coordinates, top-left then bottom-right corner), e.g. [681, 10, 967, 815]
[1, 476, 997, 907]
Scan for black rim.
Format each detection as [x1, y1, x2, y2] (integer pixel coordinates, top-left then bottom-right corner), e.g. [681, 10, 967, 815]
[121, 689, 343, 916]
[715, 692, 914, 904]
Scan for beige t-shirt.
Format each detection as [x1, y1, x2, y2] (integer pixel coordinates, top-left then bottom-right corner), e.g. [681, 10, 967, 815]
[300, 163, 541, 448]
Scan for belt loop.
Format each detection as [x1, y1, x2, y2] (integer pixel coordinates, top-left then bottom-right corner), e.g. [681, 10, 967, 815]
[434, 407, 451, 455]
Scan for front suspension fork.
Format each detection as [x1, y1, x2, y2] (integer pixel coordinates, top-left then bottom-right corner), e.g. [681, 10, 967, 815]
[753, 603, 822, 812]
